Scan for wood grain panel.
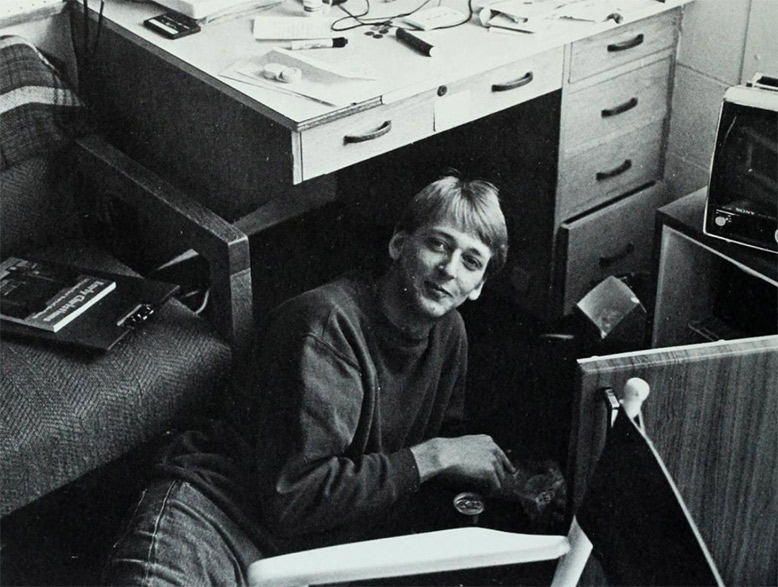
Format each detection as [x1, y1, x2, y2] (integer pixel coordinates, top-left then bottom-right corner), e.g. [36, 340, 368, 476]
[571, 336, 778, 586]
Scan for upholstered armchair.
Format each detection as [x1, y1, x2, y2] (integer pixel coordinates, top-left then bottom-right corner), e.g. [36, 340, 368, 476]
[1, 34, 252, 584]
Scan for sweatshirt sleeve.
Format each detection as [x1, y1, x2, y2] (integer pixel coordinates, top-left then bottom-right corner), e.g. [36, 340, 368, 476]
[254, 328, 420, 539]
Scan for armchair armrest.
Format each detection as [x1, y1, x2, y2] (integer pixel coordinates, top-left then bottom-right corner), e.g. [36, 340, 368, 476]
[247, 528, 570, 587]
[72, 134, 253, 352]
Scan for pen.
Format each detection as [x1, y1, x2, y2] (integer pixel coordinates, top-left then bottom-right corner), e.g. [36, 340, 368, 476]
[396, 28, 436, 57]
[281, 37, 348, 50]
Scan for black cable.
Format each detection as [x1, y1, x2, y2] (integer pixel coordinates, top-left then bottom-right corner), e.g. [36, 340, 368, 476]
[69, 0, 105, 93]
[92, 0, 105, 57]
[83, 0, 90, 65]
[331, 0, 438, 32]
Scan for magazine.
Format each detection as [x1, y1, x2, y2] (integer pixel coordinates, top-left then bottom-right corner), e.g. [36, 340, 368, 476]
[0, 258, 116, 332]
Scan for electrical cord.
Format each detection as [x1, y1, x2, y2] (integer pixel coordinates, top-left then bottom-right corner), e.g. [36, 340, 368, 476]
[69, 0, 105, 83]
[331, 0, 474, 32]
[427, 0, 475, 31]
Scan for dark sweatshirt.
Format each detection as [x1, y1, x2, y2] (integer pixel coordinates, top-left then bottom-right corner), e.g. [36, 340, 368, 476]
[158, 273, 469, 554]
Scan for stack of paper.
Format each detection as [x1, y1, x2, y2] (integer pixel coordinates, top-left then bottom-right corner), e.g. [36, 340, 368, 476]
[221, 48, 378, 107]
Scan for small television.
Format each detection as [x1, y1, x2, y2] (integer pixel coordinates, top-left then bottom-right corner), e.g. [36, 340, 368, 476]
[704, 73, 778, 254]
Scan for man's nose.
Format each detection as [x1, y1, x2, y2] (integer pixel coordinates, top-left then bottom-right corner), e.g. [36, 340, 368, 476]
[438, 252, 460, 278]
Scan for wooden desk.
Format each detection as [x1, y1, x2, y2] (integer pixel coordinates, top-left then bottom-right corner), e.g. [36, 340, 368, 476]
[82, 0, 691, 320]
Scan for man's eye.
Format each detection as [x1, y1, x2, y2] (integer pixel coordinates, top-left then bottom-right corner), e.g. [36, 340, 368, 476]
[463, 256, 483, 271]
[428, 238, 447, 250]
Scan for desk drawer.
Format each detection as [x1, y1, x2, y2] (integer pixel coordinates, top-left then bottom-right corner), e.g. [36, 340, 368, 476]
[558, 181, 665, 314]
[445, 47, 563, 124]
[299, 93, 434, 180]
[562, 57, 671, 155]
[568, 10, 679, 83]
[558, 120, 664, 220]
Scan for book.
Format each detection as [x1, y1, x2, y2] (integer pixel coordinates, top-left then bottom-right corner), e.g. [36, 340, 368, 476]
[0, 257, 116, 332]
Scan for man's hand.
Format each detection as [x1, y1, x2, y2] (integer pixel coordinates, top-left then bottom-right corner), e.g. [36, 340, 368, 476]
[410, 435, 516, 492]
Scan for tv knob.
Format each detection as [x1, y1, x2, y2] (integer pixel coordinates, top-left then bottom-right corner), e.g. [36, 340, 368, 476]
[714, 215, 729, 227]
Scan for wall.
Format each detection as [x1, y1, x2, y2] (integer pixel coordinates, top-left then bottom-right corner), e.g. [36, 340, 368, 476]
[665, 0, 778, 199]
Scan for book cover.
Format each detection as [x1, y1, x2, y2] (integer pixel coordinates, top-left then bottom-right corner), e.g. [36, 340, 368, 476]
[0, 258, 116, 332]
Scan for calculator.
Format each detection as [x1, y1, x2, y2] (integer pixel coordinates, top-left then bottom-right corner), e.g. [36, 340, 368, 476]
[144, 11, 201, 40]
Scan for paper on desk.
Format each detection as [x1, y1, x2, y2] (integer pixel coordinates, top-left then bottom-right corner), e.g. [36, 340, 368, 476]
[488, 12, 554, 33]
[220, 48, 379, 107]
[253, 16, 338, 39]
[480, 0, 648, 30]
[477, 0, 560, 22]
[557, 0, 646, 22]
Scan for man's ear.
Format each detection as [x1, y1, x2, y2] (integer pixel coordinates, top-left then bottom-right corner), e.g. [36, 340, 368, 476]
[467, 279, 486, 301]
[388, 232, 409, 261]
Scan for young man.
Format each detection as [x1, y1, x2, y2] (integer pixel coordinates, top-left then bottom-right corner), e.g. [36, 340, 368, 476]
[104, 174, 515, 586]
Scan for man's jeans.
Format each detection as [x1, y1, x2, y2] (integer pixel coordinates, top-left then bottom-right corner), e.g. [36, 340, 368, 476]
[102, 479, 263, 586]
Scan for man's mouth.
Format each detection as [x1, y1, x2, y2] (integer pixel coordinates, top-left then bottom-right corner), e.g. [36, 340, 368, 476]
[426, 281, 451, 298]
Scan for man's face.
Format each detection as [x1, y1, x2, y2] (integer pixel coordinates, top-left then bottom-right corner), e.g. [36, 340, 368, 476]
[389, 219, 493, 322]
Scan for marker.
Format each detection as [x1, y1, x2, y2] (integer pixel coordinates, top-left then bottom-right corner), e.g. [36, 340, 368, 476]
[281, 37, 348, 50]
[396, 28, 436, 57]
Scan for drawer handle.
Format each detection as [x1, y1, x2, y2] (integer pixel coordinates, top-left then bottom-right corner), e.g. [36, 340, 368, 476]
[607, 33, 644, 52]
[599, 242, 635, 268]
[344, 120, 392, 144]
[601, 97, 638, 118]
[596, 159, 632, 181]
[492, 71, 534, 92]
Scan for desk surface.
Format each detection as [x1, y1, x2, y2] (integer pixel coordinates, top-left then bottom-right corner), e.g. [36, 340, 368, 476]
[95, 0, 690, 131]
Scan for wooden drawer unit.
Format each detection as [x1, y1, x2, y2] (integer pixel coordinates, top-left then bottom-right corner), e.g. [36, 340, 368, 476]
[557, 120, 664, 220]
[446, 47, 563, 124]
[562, 56, 672, 155]
[299, 92, 435, 180]
[556, 182, 666, 314]
[568, 10, 680, 83]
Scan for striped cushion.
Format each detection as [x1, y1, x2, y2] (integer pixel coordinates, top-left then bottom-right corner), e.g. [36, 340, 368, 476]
[0, 35, 92, 170]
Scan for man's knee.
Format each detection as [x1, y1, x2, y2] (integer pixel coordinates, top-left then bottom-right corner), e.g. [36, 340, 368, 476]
[102, 480, 260, 586]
